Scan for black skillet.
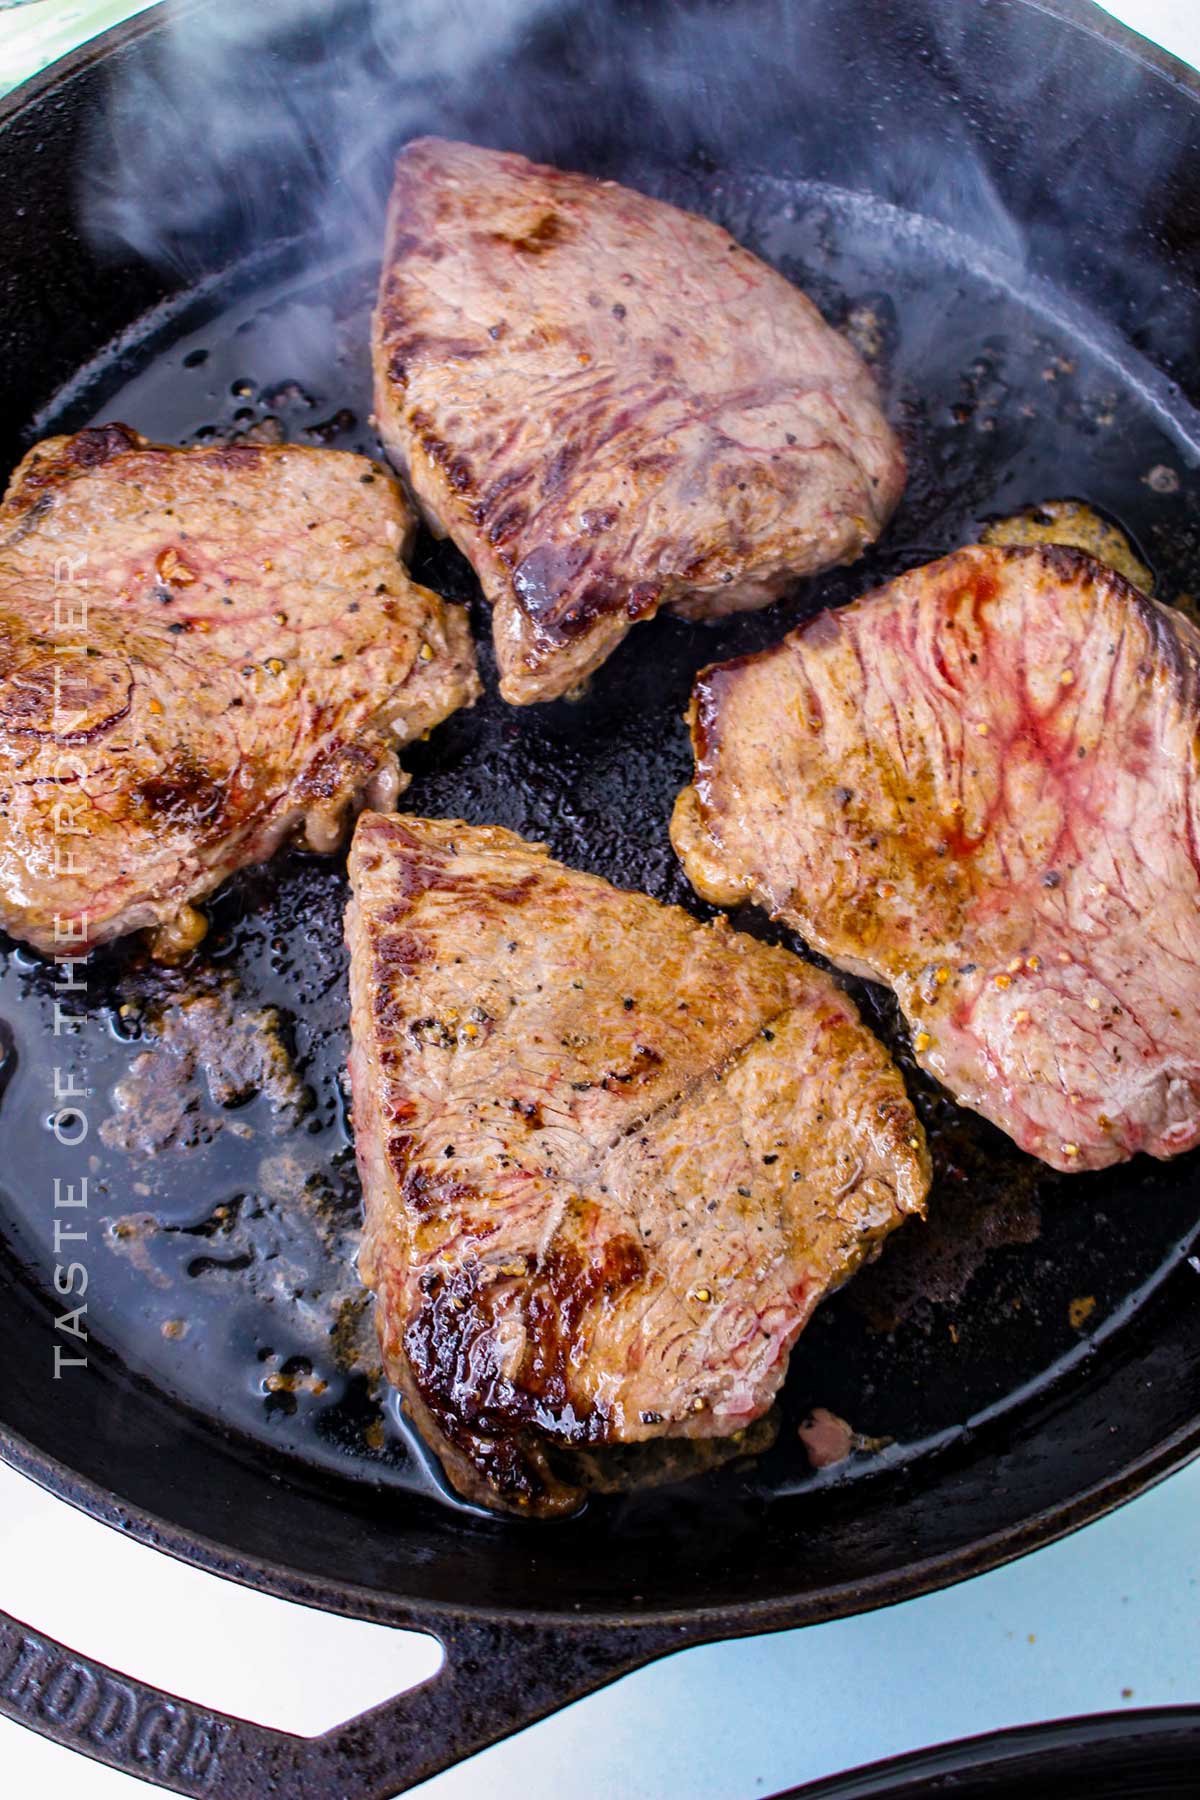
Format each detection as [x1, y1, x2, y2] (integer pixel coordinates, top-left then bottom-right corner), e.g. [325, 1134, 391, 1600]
[774, 1705, 1200, 1798]
[2, 1, 1200, 1793]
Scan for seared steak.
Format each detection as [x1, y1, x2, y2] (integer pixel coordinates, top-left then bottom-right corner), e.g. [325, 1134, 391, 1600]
[673, 543, 1200, 1172]
[0, 425, 479, 957]
[373, 138, 905, 704]
[346, 813, 928, 1515]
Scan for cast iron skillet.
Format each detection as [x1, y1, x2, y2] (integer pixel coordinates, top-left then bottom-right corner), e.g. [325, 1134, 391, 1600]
[774, 1706, 1200, 1799]
[1, 1, 1200, 1794]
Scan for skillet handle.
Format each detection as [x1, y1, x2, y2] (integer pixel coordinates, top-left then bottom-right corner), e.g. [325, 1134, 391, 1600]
[0, 1603, 692, 1796]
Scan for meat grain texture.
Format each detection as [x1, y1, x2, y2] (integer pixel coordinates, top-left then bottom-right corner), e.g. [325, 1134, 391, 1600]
[0, 425, 479, 955]
[346, 813, 928, 1515]
[673, 543, 1200, 1173]
[373, 138, 905, 704]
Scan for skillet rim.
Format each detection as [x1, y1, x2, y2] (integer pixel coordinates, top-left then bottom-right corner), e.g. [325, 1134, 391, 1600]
[2, 1401, 1200, 1633]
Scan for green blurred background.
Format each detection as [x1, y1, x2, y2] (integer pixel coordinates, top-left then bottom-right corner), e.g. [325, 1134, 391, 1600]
[0, 2, 1195, 102]
[0, 2, 154, 96]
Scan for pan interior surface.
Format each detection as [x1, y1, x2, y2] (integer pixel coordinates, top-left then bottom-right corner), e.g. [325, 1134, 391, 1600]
[0, 0, 1199, 1625]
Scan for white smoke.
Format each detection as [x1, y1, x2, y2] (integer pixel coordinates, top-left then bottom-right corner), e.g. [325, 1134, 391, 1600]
[78, 0, 1200, 464]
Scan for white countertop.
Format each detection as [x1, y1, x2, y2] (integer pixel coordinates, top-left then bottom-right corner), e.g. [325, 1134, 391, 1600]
[2, 1451, 1200, 1799]
[2, 2, 1199, 1795]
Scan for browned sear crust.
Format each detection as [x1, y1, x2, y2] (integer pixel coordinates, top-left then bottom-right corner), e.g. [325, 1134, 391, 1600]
[373, 138, 905, 704]
[0, 424, 479, 955]
[346, 813, 928, 1515]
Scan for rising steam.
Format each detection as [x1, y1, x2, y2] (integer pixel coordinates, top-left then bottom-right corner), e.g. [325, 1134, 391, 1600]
[80, 0, 1200, 451]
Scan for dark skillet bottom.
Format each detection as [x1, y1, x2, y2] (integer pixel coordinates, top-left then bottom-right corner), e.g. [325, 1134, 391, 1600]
[2, 171, 1200, 1612]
